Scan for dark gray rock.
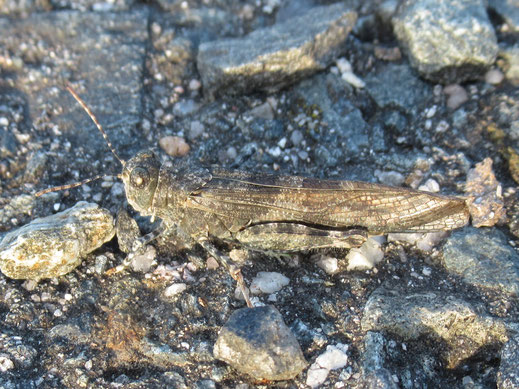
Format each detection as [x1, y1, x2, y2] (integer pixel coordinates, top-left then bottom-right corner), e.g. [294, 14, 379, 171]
[442, 227, 519, 296]
[294, 73, 370, 166]
[361, 285, 508, 368]
[0, 335, 37, 370]
[197, 3, 357, 98]
[364, 64, 432, 114]
[497, 335, 519, 389]
[360, 369, 399, 389]
[0, 10, 148, 159]
[213, 305, 307, 380]
[0, 129, 17, 158]
[392, 0, 498, 83]
[489, 0, 519, 33]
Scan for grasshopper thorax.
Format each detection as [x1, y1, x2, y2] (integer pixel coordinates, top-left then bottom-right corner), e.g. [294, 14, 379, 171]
[121, 151, 161, 216]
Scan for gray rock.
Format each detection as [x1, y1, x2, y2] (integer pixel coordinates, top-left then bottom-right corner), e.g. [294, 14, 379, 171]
[0, 201, 115, 280]
[365, 64, 432, 114]
[501, 45, 519, 82]
[489, 0, 519, 33]
[0, 10, 147, 157]
[359, 369, 399, 389]
[294, 73, 370, 164]
[362, 331, 387, 372]
[197, 3, 357, 98]
[361, 285, 508, 368]
[214, 305, 307, 380]
[359, 332, 399, 389]
[442, 227, 519, 296]
[497, 335, 519, 389]
[392, 0, 498, 83]
[0, 128, 16, 158]
[0, 335, 37, 370]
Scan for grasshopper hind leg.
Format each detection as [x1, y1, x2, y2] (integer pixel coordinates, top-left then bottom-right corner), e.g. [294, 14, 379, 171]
[235, 222, 368, 251]
[199, 240, 253, 308]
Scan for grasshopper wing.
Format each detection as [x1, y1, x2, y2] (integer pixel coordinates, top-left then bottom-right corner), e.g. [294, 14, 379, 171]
[187, 169, 469, 234]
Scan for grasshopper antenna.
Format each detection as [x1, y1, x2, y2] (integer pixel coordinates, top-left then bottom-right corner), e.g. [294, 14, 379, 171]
[35, 85, 125, 197]
[66, 84, 125, 167]
[35, 174, 121, 197]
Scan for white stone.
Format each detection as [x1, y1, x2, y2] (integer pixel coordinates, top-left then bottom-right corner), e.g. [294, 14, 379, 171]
[250, 271, 289, 295]
[164, 283, 187, 297]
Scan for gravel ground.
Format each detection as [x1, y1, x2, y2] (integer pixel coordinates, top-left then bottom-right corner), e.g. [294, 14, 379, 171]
[0, 0, 518, 388]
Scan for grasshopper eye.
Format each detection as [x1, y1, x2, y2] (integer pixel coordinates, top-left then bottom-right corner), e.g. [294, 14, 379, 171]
[130, 167, 149, 188]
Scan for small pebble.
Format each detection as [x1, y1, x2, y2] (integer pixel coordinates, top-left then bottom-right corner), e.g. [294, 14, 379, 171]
[163, 283, 187, 298]
[418, 178, 440, 193]
[250, 271, 289, 295]
[130, 245, 157, 272]
[159, 136, 190, 157]
[249, 102, 274, 120]
[346, 237, 385, 271]
[315, 255, 339, 274]
[444, 84, 468, 110]
[189, 120, 204, 138]
[485, 68, 504, 85]
[0, 356, 14, 372]
[306, 344, 348, 388]
[188, 79, 201, 90]
[206, 256, 219, 270]
[226, 146, 237, 160]
[291, 130, 303, 146]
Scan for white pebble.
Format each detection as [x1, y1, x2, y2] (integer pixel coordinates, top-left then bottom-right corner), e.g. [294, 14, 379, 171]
[188, 79, 201, 90]
[159, 136, 190, 157]
[0, 356, 14, 372]
[130, 245, 156, 272]
[306, 344, 348, 388]
[250, 271, 289, 295]
[164, 283, 187, 297]
[0, 117, 9, 126]
[418, 178, 440, 193]
[485, 68, 504, 85]
[316, 256, 338, 274]
[341, 72, 365, 89]
[346, 237, 385, 271]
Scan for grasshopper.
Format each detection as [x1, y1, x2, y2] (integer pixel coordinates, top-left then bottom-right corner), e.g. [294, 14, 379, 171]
[37, 86, 470, 307]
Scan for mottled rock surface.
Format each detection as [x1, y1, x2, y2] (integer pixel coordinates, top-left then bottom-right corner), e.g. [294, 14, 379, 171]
[393, 0, 498, 83]
[442, 227, 519, 296]
[214, 306, 307, 380]
[498, 335, 519, 389]
[361, 285, 508, 368]
[0, 202, 114, 280]
[197, 3, 357, 98]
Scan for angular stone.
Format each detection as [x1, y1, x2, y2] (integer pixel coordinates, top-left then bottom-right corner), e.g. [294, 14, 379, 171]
[497, 335, 519, 389]
[197, 3, 357, 98]
[361, 285, 508, 368]
[489, 0, 519, 33]
[393, 0, 498, 83]
[442, 227, 519, 296]
[214, 305, 307, 380]
[465, 157, 505, 227]
[0, 202, 115, 280]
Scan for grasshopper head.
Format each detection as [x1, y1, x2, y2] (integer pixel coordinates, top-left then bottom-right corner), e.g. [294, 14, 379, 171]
[121, 151, 161, 215]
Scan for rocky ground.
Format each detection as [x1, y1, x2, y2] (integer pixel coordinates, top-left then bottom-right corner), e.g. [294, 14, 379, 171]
[0, 0, 519, 388]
